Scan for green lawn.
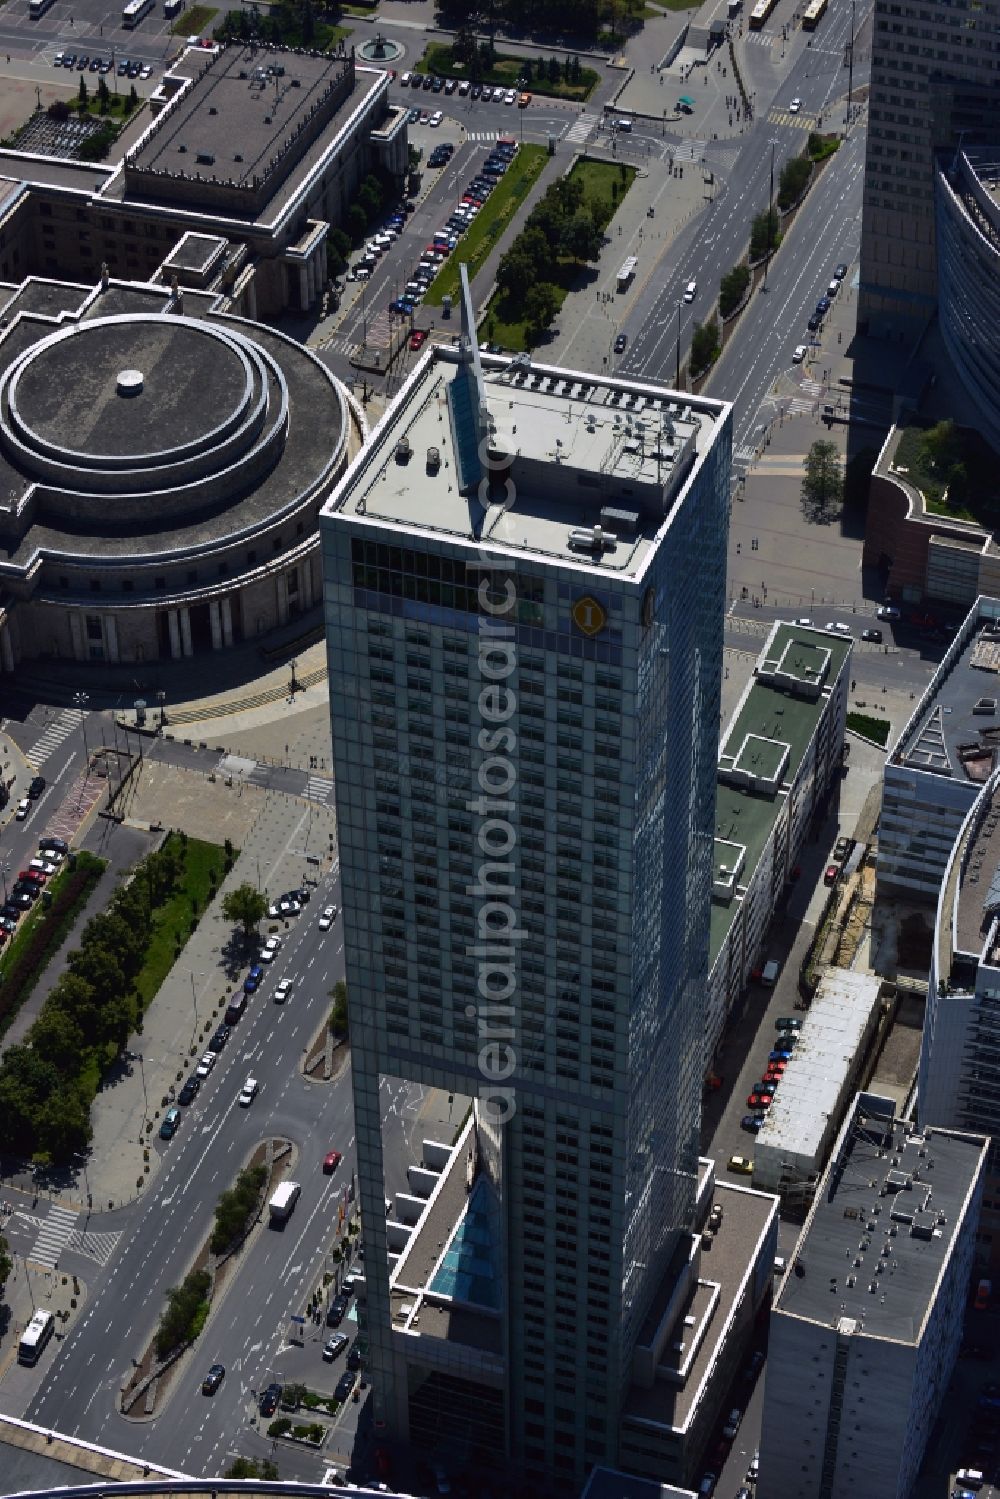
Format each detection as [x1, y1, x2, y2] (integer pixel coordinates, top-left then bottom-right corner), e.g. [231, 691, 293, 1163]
[482, 157, 636, 352]
[135, 834, 229, 1009]
[846, 711, 891, 748]
[423, 144, 547, 308]
[170, 3, 218, 34]
[417, 42, 599, 102]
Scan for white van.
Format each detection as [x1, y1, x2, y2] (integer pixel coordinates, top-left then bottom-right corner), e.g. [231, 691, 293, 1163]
[684, 280, 697, 302]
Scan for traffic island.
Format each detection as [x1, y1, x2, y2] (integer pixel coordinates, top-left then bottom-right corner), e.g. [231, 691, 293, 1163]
[118, 1138, 294, 1419]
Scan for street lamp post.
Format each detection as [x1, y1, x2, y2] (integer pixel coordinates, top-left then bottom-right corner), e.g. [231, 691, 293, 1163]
[135, 1052, 149, 1127]
[189, 971, 206, 1051]
[157, 690, 166, 731]
[73, 691, 90, 764]
[762, 137, 779, 292]
[675, 302, 682, 389]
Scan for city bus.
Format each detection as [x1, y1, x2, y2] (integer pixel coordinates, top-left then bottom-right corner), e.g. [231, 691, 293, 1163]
[748, 0, 777, 27]
[123, 0, 154, 26]
[28, 0, 56, 17]
[18, 1309, 55, 1366]
[617, 255, 637, 293]
[802, 0, 828, 28]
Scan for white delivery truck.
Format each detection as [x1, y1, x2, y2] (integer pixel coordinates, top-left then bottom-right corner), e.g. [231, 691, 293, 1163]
[268, 1181, 301, 1224]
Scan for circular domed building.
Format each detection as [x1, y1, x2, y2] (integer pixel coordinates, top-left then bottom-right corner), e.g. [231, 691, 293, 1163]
[0, 273, 359, 674]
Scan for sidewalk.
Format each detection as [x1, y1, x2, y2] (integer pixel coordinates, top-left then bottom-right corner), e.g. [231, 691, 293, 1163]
[78, 769, 337, 1213]
[0, 727, 33, 835]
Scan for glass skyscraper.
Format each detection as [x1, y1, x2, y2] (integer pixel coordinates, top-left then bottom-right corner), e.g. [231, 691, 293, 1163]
[321, 289, 731, 1492]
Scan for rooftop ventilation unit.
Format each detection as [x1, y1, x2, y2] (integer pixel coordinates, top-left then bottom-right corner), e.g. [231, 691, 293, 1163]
[568, 525, 617, 555]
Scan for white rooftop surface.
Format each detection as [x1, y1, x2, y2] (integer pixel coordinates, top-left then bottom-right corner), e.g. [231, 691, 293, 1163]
[755, 970, 881, 1160]
[327, 340, 728, 580]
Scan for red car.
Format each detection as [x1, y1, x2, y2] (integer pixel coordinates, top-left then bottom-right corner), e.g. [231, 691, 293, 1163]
[764, 1062, 786, 1078]
[323, 1150, 343, 1174]
[19, 869, 45, 885]
[409, 328, 428, 351]
[747, 1091, 773, 1110]
[426, 241, 450, 257]
[824, 863, 840, 885]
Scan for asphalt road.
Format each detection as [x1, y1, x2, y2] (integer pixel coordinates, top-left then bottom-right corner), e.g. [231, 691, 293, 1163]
[23, 861, 350, 1470]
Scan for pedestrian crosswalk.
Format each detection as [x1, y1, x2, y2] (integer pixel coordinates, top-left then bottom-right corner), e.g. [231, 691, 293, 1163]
[304, 775, 334, 804]
[768, 109, 814, 129]
[800, 377, 823, 397]
[26, 708, 79, 769]
[734, 441, 757, 468]
[465, 130, 508, 143]
[672, 139, 707, 162]
[68, 1227, 122, 1268]
[28, 1204, 77, 1270]
[786, 396, 817, 415]
[564, 112, 597, 145]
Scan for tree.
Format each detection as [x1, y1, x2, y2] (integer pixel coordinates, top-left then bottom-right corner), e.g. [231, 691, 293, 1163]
[524, 281, 560, 341]
[547, 54, 560, 83]
[222, 882, 268, 936]
[496, 247, 537, 300]
[750, 207, 780, 261]
[0, 1234, 12, 1289]
[155, 1269, 212, 1357]
[453, 24, 478, 68]
[563, 208, 602, 261]
[97, 76, 111, 115]
[690, 315, 720, 375]
[66, 946, 125, 1012]
[226, 1460, 279, 1480]
[802, 439, 844, 514]
[719, 263, 750, 318]
[300, 0, 315, 42]
[78, 74, 88, 109]
[36, 1089, 92, 1161]
[329, 979, 349, 1039]
[921, 418, 962, 477]
[30, 1008, 85, 1074]
[84, 910, 144, 981]
[346, 202, 368, 244]
[777, 152, 811, 210]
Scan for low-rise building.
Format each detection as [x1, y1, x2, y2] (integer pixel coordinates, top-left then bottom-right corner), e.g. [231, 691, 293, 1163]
[706, 621, 852, 1068]
[758, 1092, 986, 1499]
[878, 594, 1000, 902]
[0, 269, 358, 672]
[752, 970, 883, 1197]
[0, 43, 407, 315]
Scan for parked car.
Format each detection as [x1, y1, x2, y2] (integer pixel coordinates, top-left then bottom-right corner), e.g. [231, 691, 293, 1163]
[260, 935, 281, 963]
[614, 332, 627, 354]
[39, 836, 68, 855]
[861, 627, 883, 642]
[877, 604, 900, 620]
[15, 798, 31, 820]
[327, 1293, 350, 1327]
[244, 963, 264, 994]
[824, 863, 840, 885]
[208, 1024, 231, 1053]
[741, 1113, 766, 1132]
[833, 262, 848, 280]
[178, 1075, 200, 1105]
[159, 1106, 181, 1139]
[727, 1155, 753, 1176]
[195, 1052, 216, 1079]
[684, 280, 697, 302]
[747, 1091, 773, 1110]
[723, 1407, 742, 1439]
[323, 1333, 349, 1362]
[335, 1371, 356, 1403]
[775, 1016, 802, 1031]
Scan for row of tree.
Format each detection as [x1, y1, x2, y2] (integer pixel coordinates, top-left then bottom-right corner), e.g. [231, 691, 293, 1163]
[210, 1163, 267, 1255]
[155, 1267, 211, 1358]
[450, 29, 587, 86]
[0, 834, 201, 1162]
[494, 168, 623, 341]
[215, 0, 331, 48]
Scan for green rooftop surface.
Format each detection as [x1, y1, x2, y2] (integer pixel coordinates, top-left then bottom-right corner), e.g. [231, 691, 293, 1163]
[708, 623, 851, 967]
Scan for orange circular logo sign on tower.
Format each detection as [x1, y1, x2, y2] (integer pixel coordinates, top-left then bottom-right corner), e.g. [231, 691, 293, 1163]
[571, 596, 607, 637]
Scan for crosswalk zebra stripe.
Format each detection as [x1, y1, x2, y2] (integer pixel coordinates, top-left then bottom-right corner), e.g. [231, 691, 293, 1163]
[28, 1205, 78, 1269]
[67, 1228, 122, 1268]
[26, 709, 79, 768]
[304, 776, 334, 804]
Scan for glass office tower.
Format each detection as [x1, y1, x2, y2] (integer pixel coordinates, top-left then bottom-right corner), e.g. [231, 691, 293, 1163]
[321, 285, 732, 1492]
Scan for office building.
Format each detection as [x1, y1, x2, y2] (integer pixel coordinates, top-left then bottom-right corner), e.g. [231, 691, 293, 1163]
[706, 622, 851, 1068]
[0, 43, 407, 314]
[858, 0, 1000, 340]
[923, 759, 1000, 1272]
[758, 1093, 986, 1499]
[935, 148, 1000, 455]
[321, 276, 733, 1490]
[877, 595, 1000, 902]
[0, 269, 357, 674]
